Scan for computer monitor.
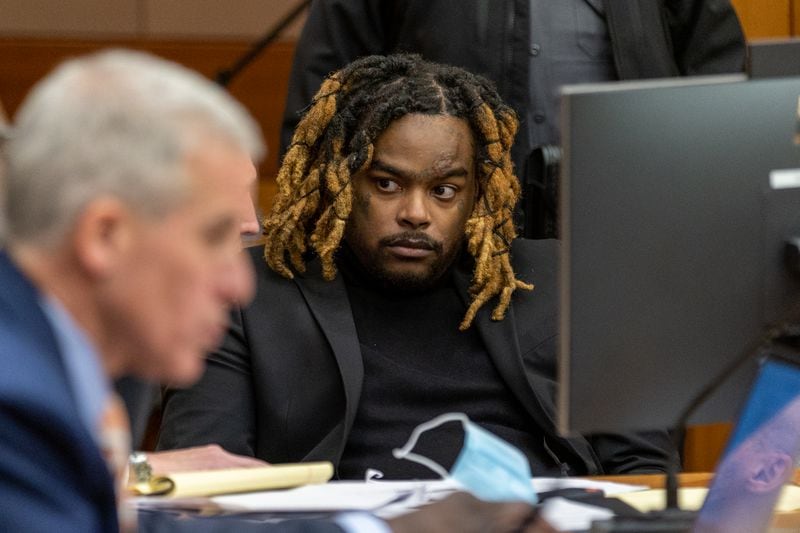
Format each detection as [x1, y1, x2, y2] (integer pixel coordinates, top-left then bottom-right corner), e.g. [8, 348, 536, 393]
[557, 75, 800, 435]
[748, 38, 800, 79]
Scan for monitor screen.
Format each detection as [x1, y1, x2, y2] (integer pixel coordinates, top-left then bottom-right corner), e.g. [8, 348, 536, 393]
[557, 75, 800, 435]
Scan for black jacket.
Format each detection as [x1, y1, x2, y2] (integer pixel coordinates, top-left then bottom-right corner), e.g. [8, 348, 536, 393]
[159, 240, 676, 476]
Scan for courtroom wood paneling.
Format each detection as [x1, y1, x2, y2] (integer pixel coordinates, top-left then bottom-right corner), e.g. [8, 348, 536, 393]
[0, 0, 307, 40]
[0, 0, 139, 37]
[0, 38, 295, 213]
[683, 422, 733, 472]
[794, 0, 800, 35]
[144, 0, 305, 40]
[731, 0, 792, 38]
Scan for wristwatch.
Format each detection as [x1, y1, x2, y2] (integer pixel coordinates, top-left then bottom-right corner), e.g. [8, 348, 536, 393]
[128, 452, 153, 484]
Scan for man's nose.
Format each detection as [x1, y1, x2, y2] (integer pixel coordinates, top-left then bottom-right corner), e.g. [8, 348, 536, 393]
[397, 191, 431, 229]
[240, 218, 261, 238]
[239, 188, 261, 238]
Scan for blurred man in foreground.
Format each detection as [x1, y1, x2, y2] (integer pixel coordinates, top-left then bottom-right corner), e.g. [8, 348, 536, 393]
[0, 47, 259, 531]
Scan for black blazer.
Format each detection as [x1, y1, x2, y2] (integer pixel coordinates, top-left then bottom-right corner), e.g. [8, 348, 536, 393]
[159, 239, 676, 476]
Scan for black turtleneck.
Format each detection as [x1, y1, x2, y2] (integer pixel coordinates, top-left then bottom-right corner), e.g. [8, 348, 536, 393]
[335, 245, 561, 480]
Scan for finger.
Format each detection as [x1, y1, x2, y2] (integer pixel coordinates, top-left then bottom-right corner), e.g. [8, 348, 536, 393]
[223, 454, 270, 467]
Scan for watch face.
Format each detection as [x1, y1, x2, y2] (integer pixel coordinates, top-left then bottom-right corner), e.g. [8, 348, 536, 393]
[129, 453, 153, 483]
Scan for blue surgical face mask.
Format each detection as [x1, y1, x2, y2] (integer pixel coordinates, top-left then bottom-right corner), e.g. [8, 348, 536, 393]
[392, 413, 538, 504]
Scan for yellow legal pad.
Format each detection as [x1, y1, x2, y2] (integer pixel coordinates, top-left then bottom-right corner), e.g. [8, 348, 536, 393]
[131, 462, 334, 499]
[612, 485, 800, 514]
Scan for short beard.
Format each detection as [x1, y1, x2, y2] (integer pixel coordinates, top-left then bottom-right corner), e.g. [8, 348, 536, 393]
[346, 231, 463, 292]
[365, 262, 448, 292]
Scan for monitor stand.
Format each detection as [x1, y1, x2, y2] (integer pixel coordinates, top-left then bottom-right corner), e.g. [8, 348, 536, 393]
[589, 509, 697, 532]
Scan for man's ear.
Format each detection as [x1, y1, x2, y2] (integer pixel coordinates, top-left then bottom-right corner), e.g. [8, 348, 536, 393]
[71, 197, 132, 278]
[746, 451, 793, 493]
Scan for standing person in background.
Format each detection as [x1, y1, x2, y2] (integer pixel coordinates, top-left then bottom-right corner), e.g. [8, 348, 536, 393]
[280, 0, 746, 238]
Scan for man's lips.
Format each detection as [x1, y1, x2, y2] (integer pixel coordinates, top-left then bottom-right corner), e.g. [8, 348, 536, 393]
[381, 235, 440, 259]
[387, 244, 434, 258]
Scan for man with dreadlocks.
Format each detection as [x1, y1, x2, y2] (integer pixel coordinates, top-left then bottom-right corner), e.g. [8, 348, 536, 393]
[159, 54, 675, 480]
[280, 1, 745, 240]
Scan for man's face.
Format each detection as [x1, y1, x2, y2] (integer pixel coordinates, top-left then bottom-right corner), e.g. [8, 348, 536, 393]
[345, 113, 476, 289]
[103, 139, 256, 386]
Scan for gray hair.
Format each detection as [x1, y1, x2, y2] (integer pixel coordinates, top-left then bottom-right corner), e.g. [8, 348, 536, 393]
[2, 48, 264, 246]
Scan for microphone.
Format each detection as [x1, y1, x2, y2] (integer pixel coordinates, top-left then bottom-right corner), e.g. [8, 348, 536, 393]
[215, 0, 311, 88]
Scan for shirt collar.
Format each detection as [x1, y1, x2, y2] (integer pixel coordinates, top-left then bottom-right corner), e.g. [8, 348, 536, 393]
[39, 294, 111, 443]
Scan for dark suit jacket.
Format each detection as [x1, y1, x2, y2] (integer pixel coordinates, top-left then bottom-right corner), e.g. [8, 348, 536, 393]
[0, 252, 344, 533]
[0, 252, 118, 533]
[159, 239, 676, 476]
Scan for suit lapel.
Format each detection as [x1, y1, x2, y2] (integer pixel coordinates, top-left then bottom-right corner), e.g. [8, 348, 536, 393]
[0, 253, 76, 413]
[453, 266, 557, 431]
[293, 261, 364, 443]
[0, 252, 118, 517]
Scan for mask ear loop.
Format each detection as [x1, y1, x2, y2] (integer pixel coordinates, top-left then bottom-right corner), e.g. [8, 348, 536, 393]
[364, 469, 384, 482]
[392, 412, 470, 479]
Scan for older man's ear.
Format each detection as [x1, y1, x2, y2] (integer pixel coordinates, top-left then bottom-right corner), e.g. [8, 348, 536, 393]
[71, 198, 135, 280]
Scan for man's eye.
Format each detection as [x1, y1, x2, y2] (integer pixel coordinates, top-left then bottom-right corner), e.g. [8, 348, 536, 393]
[432, 184, 457, 200]
[376, 179, 400, 192]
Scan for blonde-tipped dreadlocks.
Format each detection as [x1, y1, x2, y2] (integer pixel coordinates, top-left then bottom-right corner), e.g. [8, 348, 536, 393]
[264, 54, 532, 330]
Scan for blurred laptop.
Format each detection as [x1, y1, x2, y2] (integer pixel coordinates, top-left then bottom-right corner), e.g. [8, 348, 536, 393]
[693, 350, 800, 532]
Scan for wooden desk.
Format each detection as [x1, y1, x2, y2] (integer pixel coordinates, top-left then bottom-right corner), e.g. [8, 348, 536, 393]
[589, 472, 800, 531]
[590, 472, 714, 489]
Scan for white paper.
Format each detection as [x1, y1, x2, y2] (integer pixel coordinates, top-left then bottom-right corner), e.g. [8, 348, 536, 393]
[133, 476, 645, 526]
[209, 479, 461, 513]
[541, 497, 615, 532]
[532, 477, 647, 496]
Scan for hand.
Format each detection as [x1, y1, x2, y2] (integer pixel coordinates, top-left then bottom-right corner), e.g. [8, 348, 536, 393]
[387, 492, 558, 533]
[145, 444, 268, 474]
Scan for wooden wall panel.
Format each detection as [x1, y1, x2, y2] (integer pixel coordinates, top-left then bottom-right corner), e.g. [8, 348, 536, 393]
[0, 0, 307, 40]
[144, 0, 305, 40]
[794, 0, 800, 35]
[684, 423, 733, 472]
[0, 38, 293, 212]
[0, 0, 139, 37]
[731, 0, 792, 38]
